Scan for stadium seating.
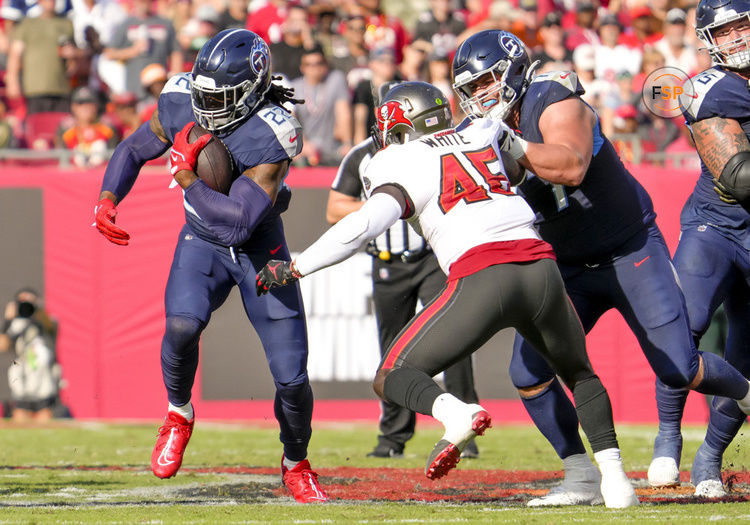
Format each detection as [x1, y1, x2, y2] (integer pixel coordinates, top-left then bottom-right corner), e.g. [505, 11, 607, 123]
[23, 112, 71, 150]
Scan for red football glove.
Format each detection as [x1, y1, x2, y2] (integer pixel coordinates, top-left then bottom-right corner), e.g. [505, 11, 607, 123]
[94, 198, 130, 246]
[170, 122, 213, 176]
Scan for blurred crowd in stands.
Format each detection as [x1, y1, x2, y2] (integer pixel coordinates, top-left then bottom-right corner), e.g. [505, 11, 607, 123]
[0, 0, 704, 168]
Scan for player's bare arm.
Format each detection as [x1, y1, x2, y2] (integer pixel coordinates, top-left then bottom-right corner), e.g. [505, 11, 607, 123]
[149, 107, 171, 145]
[692, 116, 750, 202]
[523, 97, 595, 186]
[691, 117, 750, 178]
[242, 160, 291, 206]
[326, 190, 364, 224]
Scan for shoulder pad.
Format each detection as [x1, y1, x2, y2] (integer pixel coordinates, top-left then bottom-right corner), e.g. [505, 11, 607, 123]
[682, 68, 727, 122]
[531, 71, 582, 95]
[256, 104, 303, 158]
[161, 73, 192, 96]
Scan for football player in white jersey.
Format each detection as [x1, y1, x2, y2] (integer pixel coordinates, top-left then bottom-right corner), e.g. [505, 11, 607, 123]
[256, 81, 638, 508]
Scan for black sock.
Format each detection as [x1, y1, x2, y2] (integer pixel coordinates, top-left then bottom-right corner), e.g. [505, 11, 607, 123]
[572, 376, 619, 453]
[383, 366, 445, 416]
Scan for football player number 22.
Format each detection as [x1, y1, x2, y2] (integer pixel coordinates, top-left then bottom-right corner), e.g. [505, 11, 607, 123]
[438, 146, 514, 214]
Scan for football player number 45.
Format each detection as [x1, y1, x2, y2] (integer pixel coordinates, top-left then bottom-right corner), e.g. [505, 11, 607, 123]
[438, 146, 514, 214]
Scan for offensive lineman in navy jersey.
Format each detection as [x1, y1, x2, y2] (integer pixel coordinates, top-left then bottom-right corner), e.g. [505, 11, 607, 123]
[649, 0, 750, 498]
[93, 29, 328, 503]
[451, 29, 750, 506]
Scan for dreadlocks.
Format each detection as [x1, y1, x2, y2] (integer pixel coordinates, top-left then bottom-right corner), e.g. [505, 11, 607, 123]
[265, 76, 304, 109]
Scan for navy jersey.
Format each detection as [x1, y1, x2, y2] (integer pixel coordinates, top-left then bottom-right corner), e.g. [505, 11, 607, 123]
[682, 67, 750, 250]
[515, 71, 656, 264]
[157, 73, 303, 247]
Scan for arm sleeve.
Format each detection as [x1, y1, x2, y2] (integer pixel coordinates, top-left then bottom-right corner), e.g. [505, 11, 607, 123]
[294, 192, 403, 275]
[183, 175, 273, 246]
[100, 122, 171, 201]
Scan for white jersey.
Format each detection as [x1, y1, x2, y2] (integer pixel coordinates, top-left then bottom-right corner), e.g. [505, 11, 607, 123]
[363, 119, 540, 274]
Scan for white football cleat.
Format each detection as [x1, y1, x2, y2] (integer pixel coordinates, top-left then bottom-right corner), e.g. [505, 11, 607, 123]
[694, 479, 726, 498]
[691, 442, 725, 498]
[528, 476, 603, 507]
[648, 456, 680, 487]
[600, 468, 639, 508]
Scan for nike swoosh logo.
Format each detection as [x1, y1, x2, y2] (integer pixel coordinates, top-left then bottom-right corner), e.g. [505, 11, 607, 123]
[559, 72, 570, 79]
[634, 256, 650, 267]
[170, 150, 186, 163]
[686, 91, 699, 99]
[157, 429, 177, 466]
[289, 133, 299, 143]
[270, 244, 282, 255]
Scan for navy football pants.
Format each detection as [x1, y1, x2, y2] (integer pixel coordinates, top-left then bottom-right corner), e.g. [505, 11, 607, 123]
[672, 225, 750, 442]
[161, 217, 312, 461]
[510, 224, 699, 390]
[675, 224, 750, 376]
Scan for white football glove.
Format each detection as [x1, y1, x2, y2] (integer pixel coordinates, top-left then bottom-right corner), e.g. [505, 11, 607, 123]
[498, 121, 529, 160]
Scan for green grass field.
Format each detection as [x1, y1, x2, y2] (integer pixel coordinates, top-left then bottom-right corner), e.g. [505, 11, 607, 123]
[1, 420, 750, 523]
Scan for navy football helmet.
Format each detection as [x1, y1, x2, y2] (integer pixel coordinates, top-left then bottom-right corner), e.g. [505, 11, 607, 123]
[191, 29, 272, 133]
[452, 30, 539, 120]
[696, 0, 750, 70]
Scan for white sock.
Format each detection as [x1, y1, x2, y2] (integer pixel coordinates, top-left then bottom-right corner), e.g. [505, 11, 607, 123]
[562, 453, 599, 483]
[594, 448, 623, 472]
[431, 393, 465, 425]
[283, 456, 302, 471]
[563, 452, 595, 470]
[168, 401, 194, 421]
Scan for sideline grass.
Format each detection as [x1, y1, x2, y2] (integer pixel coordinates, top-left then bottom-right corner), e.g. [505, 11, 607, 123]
[1, 421, 749, 523]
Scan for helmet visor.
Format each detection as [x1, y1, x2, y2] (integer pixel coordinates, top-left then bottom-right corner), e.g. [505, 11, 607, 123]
[192, 83, 243, 112]
[191, 78, 257, 133]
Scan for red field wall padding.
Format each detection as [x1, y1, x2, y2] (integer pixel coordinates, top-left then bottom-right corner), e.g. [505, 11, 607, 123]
[0, 165, 709, 423]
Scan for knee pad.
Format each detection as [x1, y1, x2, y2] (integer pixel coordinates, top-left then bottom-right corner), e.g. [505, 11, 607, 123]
[163, 316, 203, 351]
[275, 372, 310, 393]
[655, 354, 695, 390]
[657, 369, 692, 390]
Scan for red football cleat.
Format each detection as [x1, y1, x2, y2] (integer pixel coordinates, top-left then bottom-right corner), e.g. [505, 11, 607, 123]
[281, 457, 329, 503]
[151, 411, 194, 479]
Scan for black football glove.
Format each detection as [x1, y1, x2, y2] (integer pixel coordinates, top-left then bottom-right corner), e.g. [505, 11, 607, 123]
[256, 260, 301, 296]
[713, 177, 739, 204]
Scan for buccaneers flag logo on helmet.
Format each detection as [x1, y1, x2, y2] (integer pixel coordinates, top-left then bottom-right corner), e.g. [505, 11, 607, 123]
[377, 100, 415, 134]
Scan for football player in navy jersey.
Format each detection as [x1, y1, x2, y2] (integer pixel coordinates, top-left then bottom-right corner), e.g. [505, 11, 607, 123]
[451, 29, 750, 506]
[648, 0, 750, 498]
[93, 29, 328, 503]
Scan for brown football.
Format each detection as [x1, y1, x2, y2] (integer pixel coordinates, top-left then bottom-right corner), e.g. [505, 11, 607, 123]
[188, 124, 237, 194]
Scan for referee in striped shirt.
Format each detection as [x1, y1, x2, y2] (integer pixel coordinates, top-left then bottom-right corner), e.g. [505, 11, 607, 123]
[326, 135, 481, 459]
